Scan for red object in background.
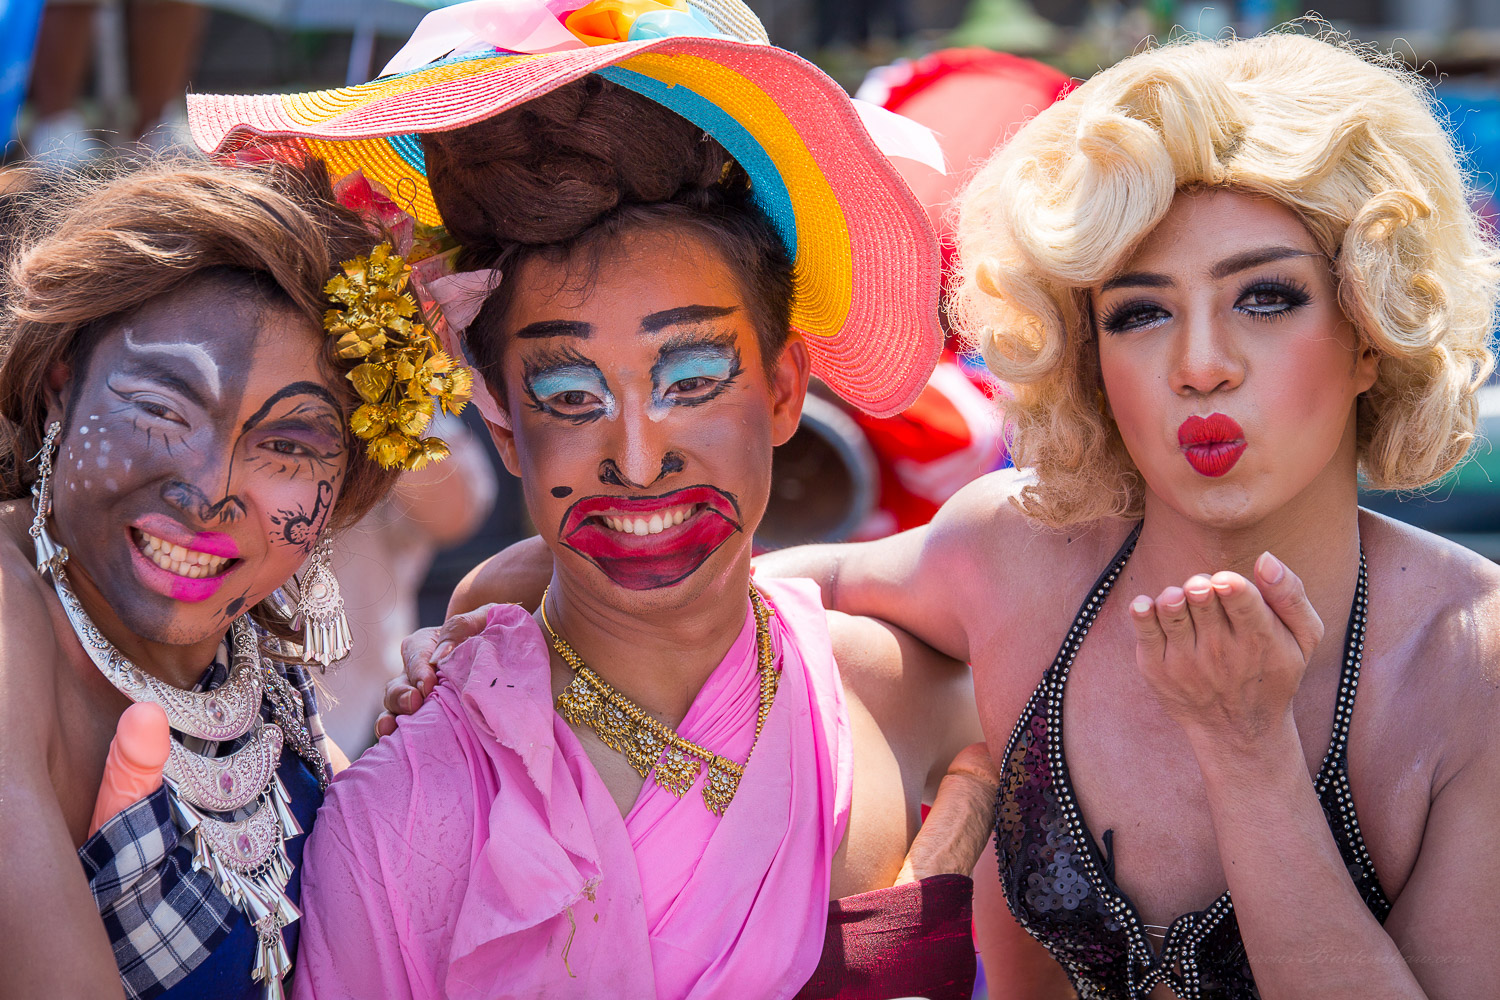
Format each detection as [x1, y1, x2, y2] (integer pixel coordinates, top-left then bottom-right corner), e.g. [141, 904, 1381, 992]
[851, 50, 1071, 539]
[851, 354, 1005, 538]
[880, 48, 1074, 282]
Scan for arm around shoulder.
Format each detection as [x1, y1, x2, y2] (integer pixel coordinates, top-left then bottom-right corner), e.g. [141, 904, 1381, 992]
[758, 469, 1036, 662]
[447, 534, 551, 617]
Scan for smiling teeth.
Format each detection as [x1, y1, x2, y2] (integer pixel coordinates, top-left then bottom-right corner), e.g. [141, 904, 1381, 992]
[135, 530, 230, 579]
[600, 505, 697, 536]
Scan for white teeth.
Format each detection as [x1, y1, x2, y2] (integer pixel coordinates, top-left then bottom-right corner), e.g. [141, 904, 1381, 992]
[134, 530, 230, 578]
[598, 504, 698, 536]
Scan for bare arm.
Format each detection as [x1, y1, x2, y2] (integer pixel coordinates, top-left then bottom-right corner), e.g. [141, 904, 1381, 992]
[1129, 557, 1494, 998]
[0, 581, 124, 999]
[754, 472, 1039, 664]
[446, 533, 550, 617]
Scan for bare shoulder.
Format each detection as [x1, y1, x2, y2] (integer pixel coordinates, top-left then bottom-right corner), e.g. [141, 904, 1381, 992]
[1359, 509, 1500, 755]
[826, 610, 980, 768]
[826, 610, 965, 695]
[448, 534, 550, 616]
[0, 505, 64, 736]
[931, 470, 1130, 586]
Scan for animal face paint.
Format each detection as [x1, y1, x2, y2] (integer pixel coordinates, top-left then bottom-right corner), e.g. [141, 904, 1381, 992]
[496, 227, 795, 600]
[48, 277, 351, 647]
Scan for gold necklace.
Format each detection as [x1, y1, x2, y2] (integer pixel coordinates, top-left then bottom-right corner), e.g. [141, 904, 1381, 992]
[541, 584, 779, 815]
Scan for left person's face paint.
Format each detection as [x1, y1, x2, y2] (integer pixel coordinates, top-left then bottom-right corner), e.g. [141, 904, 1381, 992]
[490, 226, 806, 607]
[46, 277, 351, 647]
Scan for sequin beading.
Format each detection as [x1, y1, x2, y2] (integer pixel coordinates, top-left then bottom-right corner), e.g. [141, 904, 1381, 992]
[993, 527, 1390, 1000]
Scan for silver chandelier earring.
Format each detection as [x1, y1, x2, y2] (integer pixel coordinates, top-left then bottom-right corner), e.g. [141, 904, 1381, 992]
[30, 420, 66, 573]
[293, 534, 352, 668]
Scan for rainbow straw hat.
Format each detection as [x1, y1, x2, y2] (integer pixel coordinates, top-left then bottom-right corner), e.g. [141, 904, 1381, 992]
[187, 0, 944, 418]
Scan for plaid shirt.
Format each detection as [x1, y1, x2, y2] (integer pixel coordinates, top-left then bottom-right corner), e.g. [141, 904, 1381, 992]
[78, 642, 331, 1000]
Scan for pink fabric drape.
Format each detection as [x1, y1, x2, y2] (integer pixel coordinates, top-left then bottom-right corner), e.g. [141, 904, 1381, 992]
[292, 578, 851, 1000]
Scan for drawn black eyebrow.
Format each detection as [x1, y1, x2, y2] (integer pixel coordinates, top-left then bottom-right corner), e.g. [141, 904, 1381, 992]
[640, 305, 739, 333]
[514, 319, 593, 340]
[240, 382, 341, 436]
[1208, 246, 1321, 280]
[111, 357, 211, 410]
[1100, 272, 1174, 293]
[1101, 247, 1322, 293]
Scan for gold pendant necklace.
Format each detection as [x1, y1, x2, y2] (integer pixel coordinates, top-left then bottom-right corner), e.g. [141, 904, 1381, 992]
[542, 584, 779, 816]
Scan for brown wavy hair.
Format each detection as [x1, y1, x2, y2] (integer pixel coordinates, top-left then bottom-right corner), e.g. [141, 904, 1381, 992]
[421, 74, 794, 396]
[0, 158, 400, 528]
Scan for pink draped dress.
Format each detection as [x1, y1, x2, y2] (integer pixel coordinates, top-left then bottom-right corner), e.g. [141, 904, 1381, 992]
[292, 578, 852, 1000]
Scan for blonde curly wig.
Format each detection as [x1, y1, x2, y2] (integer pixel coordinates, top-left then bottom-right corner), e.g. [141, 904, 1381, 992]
[952, 30, 1500, 527]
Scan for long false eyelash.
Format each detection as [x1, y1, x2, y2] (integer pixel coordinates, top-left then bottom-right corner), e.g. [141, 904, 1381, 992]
[520, 369, 610, 426]
[521, 382, 607, 425]
[524, 342, 598, 373]
[1096, 299, 1165, 335]
[521, 344, 612, 424]
[1238, 275, 1311, 315]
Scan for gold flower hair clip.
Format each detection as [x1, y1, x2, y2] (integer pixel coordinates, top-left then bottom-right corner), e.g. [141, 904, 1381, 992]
[324, 243, 473, 470]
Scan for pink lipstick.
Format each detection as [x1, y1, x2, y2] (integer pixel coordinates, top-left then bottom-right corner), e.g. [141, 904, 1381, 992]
[1178, 413, 1247, 478]
[560, 485, 741, 591]
[129, 514, 240, 602]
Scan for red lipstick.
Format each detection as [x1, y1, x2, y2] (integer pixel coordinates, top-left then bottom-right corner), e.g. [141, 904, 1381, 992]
[1178, 413, 1247, 478]
[560, 485, 741, 591]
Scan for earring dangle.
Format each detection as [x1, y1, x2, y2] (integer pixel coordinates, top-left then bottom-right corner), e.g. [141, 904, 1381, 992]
[30, 421, 66, 573]
[294, 534, 352, 668]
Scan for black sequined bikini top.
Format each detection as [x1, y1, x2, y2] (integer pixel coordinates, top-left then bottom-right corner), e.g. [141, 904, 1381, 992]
[994, 525, 1390, 999]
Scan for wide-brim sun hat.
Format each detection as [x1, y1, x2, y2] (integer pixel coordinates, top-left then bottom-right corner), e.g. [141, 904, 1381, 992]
[187, 0, 945, 419]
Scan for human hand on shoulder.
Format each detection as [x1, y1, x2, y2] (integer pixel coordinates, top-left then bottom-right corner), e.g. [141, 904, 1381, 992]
[374, 607, 495, 738]
[1128, 552, 1325, 762]
[376, 536, 554, 739]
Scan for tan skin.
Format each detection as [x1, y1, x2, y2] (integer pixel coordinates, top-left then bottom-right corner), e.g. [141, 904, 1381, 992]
[390, 223, 993, 904]
[395, 191, 1500, 997]
[0, 279, 356, 999]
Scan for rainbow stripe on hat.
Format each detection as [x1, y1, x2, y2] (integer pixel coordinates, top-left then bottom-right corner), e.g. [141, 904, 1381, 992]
[189, 34, 941, 417]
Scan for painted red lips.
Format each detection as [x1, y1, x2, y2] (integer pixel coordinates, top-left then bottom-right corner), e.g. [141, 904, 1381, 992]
[1178, 412, 1247, 478]
[560, 485, 742, 591]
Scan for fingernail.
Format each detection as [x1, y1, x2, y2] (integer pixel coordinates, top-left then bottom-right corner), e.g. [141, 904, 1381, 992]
[432, 642, 453, 663]
[401, 691, 416, 712]
[1130, 596, 1152, 615]
[1185, 581, 1211, 601]
[1258, 551, 1285, 584]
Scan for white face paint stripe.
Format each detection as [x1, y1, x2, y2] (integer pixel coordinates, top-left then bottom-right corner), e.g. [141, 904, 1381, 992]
[122, 328, 223, 401]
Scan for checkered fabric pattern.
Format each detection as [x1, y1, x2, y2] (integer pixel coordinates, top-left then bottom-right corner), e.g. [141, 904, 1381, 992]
[77, 638, 330, 1000]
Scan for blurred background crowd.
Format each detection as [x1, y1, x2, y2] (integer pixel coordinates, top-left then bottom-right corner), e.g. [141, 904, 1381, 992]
[0, 0, 1495, 767]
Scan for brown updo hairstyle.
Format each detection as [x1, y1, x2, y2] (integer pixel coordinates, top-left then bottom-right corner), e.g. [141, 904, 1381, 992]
[0, 158, 401, 529]
[422, 75, 794, 397]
